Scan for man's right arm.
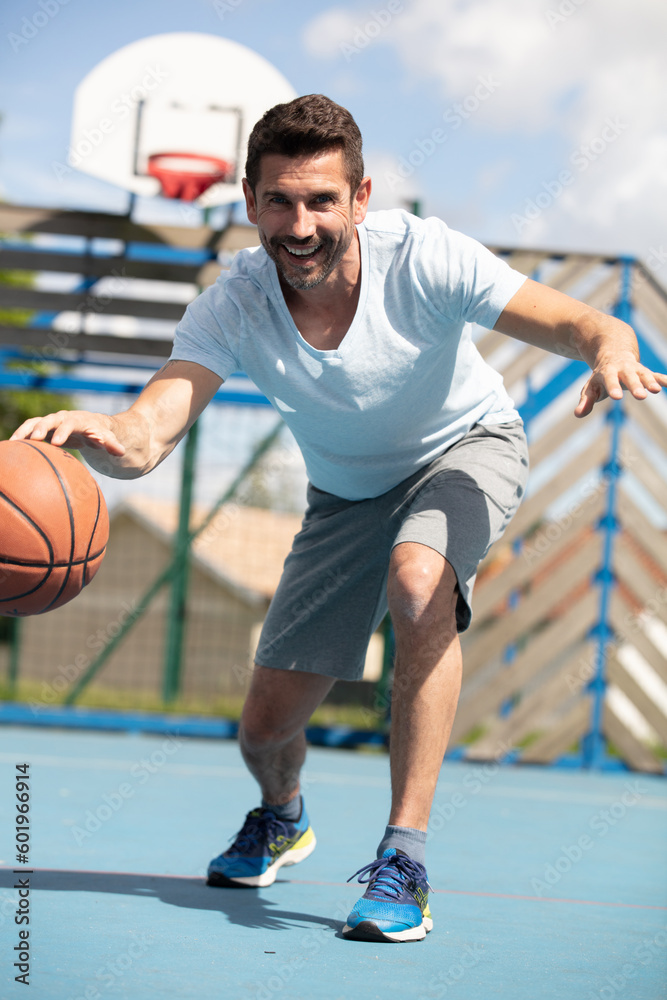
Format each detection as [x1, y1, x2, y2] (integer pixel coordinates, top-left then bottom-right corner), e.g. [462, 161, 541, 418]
[10, 360, 223, 480]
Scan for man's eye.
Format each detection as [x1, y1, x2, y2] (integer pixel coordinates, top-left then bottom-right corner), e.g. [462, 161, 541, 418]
[270, 197, 288, 204]
[315, 195, 332, 204]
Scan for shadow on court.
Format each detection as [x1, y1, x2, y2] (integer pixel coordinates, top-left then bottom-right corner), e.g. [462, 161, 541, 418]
[0, 868, 343, 933]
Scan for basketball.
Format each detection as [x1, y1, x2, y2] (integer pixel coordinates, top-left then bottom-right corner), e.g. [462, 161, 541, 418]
[0, 440, 109, 617]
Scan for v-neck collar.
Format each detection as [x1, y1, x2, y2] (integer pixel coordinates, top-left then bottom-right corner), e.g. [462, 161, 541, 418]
[267, 222, 369, 362]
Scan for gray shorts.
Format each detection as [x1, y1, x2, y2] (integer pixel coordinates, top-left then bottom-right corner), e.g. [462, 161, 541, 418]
[255, 420, 529, 680]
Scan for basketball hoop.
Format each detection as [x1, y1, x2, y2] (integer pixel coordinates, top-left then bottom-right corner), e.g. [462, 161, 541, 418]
[70, 34, 296, 206]
[147, 152, 234, 201]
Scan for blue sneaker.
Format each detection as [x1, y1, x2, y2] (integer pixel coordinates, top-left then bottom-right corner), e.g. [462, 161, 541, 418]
[343, 847, 433, 942]
[207, 802, 316, 888]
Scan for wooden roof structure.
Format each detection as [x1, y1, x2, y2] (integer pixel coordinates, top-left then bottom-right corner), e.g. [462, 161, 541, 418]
[114, 495, 301, 605]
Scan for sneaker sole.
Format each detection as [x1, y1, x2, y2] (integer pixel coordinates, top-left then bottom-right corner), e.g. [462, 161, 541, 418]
[207, 828, 316, 888]
[342, 913, 432, 943]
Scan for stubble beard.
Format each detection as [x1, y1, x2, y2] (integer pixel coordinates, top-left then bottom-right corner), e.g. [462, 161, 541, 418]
[261, 226, 355, 291]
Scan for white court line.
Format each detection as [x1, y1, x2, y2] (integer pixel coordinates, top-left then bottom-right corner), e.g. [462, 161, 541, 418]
[1, 753, 665, 808]
[446, 782, 667, 810]
[0, 752, 249, 779]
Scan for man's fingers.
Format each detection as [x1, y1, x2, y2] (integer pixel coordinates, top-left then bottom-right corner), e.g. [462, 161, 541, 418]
[636, 369, 667, 394]
[50, 419, 126, 455]
[49, 417, 96, 448]
[574, 378, 600, 418]
[576, 364, 666, 418]
[600, 370, 623, 401]
[617, 365, 667, 400]
[9, 417, 43, 441]
[11, 413, 62, 442]
[617, 365, 648, 400]
[96, 430, 126, 456]
[10, 411, 125, 456]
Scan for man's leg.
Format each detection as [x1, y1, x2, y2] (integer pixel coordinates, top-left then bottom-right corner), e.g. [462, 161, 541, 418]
[342, 542, 459, 941]
[207, 664, 334, 888]
[344, 424, 527, 940]
[240, 664, 335, 805]
[385, 541, 461, 832]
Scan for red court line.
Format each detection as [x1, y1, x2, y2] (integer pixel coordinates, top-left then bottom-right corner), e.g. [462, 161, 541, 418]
[0, 866, 199, 879]
[286, 878, 667, 910]
[4, 869, 666, 911]
[431, 888, 667, 910]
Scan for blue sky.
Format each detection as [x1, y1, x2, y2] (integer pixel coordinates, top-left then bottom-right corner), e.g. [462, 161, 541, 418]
[2, 0, 666, 261]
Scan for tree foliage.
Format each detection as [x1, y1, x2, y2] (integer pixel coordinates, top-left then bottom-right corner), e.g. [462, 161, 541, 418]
[0, 267, 73, 440]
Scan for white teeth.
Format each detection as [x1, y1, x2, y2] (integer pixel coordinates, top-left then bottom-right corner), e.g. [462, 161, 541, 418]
[285, 245, 319, 257]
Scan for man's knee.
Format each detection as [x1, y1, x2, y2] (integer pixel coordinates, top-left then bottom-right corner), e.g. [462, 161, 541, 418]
[240, 701, 296, 751]
[388, 543, 457, 628]
[240, 664, 334, 752]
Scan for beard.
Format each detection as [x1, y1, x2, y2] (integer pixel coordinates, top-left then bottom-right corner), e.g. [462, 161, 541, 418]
[260, 226, 356, 291]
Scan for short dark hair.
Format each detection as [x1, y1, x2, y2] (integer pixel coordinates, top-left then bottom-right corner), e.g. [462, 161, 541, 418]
[245, 94, 364, 194]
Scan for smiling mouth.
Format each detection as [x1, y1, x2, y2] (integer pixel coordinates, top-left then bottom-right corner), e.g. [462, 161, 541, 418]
[282, 244, 323, 259]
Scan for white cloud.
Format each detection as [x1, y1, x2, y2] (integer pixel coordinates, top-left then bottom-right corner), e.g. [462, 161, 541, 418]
[305, 0, 666, 137]
[510, 121, 667, 257]
[477, 157, 515, 195]
[303, 0, 667, 254]
[302, 8, 360, 60]
[364, 150, 421, 210]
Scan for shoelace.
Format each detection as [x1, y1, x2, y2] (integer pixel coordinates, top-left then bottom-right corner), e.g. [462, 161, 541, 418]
[347, 853, 432, 901]
[228, 808, 291, 851]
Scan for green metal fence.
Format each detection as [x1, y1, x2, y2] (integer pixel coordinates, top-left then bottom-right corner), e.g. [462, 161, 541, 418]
[1, 401, 390, 728]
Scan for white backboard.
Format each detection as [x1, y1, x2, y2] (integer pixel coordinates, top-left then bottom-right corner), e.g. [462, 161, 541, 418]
[70, 32, 297, 206]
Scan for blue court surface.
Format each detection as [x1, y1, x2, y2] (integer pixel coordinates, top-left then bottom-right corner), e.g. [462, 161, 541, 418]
[1, 725, 666, 1000]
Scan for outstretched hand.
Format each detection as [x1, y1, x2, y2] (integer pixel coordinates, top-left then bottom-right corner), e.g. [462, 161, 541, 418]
[574, 354, 667, 417]
[10, 410, 126, 455]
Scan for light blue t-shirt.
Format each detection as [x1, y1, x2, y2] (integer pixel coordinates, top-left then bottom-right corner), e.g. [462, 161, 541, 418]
[171, 210, 527, 500]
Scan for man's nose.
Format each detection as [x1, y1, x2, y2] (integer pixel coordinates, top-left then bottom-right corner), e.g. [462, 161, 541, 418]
[288, 203, 317, 240]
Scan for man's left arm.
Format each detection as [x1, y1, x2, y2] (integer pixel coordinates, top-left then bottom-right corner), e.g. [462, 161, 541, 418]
[493, 278, 667, 417]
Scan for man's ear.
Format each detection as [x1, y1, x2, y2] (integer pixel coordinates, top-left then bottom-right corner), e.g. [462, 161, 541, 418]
[353, 176, 372, 224]
[242, 178, 258, 225]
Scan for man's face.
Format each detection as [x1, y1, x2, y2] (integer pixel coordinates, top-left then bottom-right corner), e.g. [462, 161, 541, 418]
[243, 150, 370, 291]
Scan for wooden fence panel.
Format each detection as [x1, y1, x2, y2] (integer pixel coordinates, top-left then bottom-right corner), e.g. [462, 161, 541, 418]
[520, 697, 592, 764]
[615, 536, 667, 625]
[0, 286, 186, 321]
[473, 492, 604, 621]
[602, 703, 664, 773]
[0, 327, 172, 357]
[453, 591, 598, 744]
[465, 641, 597, 759]
[456, 260, 667, 769]
[609, 594, 667, 686]
[624, 451, 667, 514]
[607, 654, 667, 744]
[462, 533, 600, 677]
[502, 434, 609, 545]
[616, 492, 667, 577]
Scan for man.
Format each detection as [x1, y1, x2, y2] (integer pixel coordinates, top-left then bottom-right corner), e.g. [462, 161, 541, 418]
[13, 95, 666, 944]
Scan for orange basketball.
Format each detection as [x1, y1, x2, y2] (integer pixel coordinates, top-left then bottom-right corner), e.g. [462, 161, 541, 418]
[0, 440, 109, 616]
